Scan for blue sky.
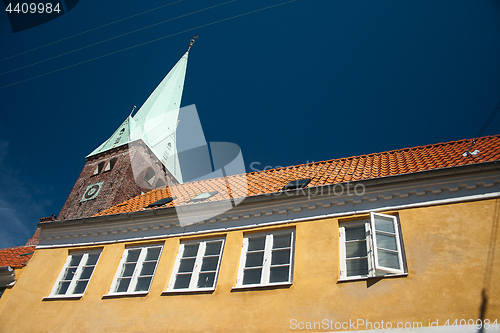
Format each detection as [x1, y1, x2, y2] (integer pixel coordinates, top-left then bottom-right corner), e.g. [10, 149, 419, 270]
[0, 0, 499, 248]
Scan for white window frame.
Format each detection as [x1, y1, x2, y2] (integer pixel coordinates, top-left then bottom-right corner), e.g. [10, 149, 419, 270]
[339, 212, 406, 281]
[234, 229, 295, 289]
[46, 249, 102, 299]
[165, 237, 225, 293]
[106, 244, 163, 296]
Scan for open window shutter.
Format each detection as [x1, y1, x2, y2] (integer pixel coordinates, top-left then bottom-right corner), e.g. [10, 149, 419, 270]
[370, 212, 404, 275]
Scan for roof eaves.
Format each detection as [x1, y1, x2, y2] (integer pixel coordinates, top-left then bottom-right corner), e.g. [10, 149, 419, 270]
[42, 159, 500, 228]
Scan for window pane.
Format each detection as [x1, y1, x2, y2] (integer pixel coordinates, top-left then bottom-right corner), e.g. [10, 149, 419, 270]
[145, 247, 161, 261]
[140, 262, 156, 276]
[116, 278, 131, 292]
[243, 268, 262, 285]
[205, 241, 222, 255]
[346, 258, 368, 276]
[345, 240, 367, 258]
[134, 277, 152, 291]
[121, 263, 136, 277]
[245, 252, 264, 267]
[56, 281, 70, 295]
[248, 236, 266, 251]
[63, 267, 77, 281]
[86, 254, 99, 266]
[174, 274, 191, 289]
[183, 244, 199, 257]
[126, 250, 141, 263]
[273, 233, 291, 249]
[345, 226, 366, 241]
[374, 216, 395, 233]
[377, 249, 400, 269]
[270, 265, 289, 283]
[201, 257, 219, 272]
[271, 249, 290, 265]
[197, 272, 216, 288]
[73, 280, 88, 294]
[178, 258, 195, 273]
[80, 266, 94, 280]
[69, 254, 83, 267]
[376, 233, 398, 251]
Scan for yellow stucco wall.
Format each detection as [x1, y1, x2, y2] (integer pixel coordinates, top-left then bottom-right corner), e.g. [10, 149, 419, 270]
[0, 266, 26, 314]
[0, 198, 498, 332]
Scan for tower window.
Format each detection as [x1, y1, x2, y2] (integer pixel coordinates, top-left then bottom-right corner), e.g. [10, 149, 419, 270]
[93, 162, 106, 175]
[104, 158, 118, 172]
[144, 167, 156, 185]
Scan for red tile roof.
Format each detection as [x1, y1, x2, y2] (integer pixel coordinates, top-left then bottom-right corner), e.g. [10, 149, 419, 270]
[96, 135, 500, 216]
[0, 246, 36, 268]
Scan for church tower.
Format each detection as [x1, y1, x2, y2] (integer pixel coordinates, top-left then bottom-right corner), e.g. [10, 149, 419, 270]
[58, 43, 193, 220]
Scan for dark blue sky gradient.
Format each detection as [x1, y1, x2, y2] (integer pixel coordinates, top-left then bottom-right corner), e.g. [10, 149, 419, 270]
[1, 0, 499, 248]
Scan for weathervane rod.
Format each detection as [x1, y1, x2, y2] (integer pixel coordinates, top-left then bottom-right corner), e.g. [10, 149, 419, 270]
[188, 35, 198, 50]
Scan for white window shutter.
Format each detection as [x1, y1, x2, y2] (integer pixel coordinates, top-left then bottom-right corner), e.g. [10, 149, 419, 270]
[370, 212, 405, 275]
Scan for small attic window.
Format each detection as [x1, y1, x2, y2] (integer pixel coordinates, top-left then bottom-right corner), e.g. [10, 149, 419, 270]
[282, 178, 312, 191]
[145, 197, 174, 208]
[190, 191, 218, 202]
[110, 158, 118, 169]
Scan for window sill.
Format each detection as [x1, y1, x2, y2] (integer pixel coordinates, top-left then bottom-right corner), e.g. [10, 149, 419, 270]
[43, 295, 82, 301]
[232, 282, 292, 292]
[102, 291, 149, 298]
[338, 273, 408, 283]
[162, 288, 215, 295]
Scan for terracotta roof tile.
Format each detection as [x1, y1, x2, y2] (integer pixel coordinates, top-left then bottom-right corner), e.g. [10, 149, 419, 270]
[0, 246, 36, 268]
[95, 135, 500, 217]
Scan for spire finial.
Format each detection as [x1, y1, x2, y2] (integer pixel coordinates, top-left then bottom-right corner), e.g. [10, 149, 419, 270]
[188, 35, 198, 49]
[129, 105, 136, 117]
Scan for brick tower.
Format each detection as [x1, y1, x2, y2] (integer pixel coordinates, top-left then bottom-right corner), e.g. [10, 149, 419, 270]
[58, 46, 192, 220]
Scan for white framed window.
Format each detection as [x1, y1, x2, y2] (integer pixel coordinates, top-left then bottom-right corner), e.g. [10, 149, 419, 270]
[235, 229, 294, 288]
[48, 250, 101, 298]
[108, 244, 163, 295]
[165, 238, 225, 292]
[339, 212, 406, 280]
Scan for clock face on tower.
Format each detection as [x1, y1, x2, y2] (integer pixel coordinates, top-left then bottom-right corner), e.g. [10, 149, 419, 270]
[81, 182, 104, 202]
